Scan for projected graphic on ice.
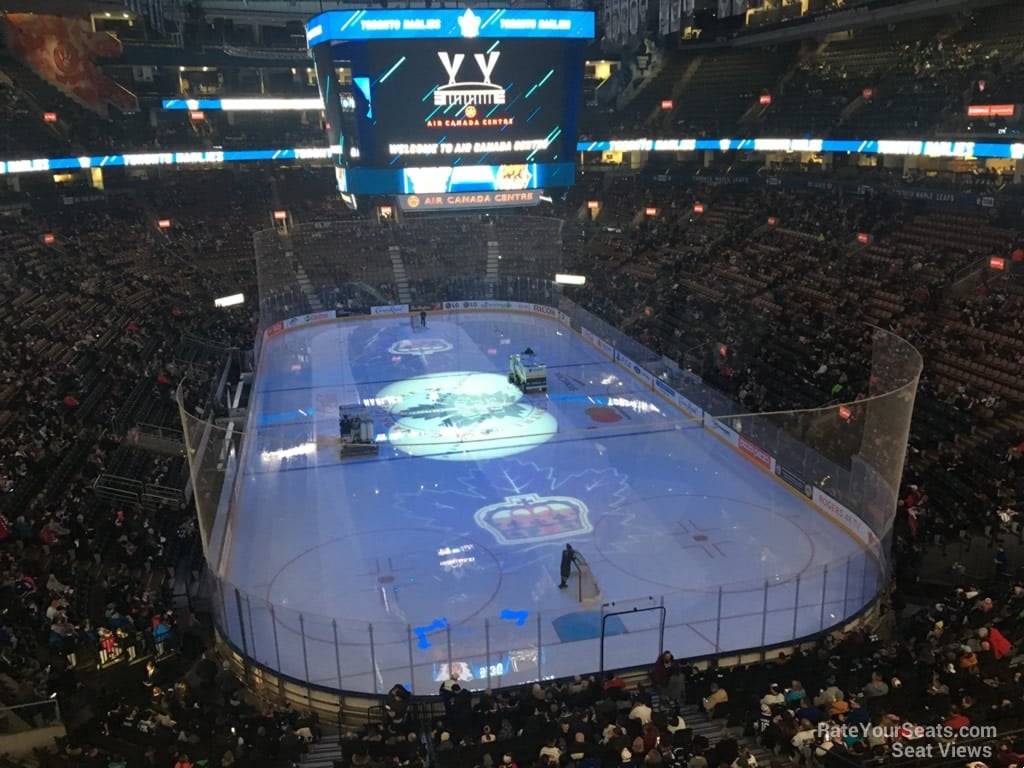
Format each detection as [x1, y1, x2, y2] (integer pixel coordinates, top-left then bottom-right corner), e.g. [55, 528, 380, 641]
[377, 371, 557, 461]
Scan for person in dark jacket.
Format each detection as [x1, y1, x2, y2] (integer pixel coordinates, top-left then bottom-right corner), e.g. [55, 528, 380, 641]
[559, 544, 576, 589]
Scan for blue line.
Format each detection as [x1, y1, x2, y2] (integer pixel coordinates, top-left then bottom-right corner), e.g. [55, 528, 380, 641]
[241, 424, 693, 477]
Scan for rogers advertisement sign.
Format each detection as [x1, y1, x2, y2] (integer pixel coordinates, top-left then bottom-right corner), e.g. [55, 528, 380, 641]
[738, 436, 774, 472]
[811, 487, 880, 558]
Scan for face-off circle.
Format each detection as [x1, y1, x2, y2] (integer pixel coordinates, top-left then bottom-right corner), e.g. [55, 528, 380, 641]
[586, 406, 622, 423]
[266, 527, 501, 634]
[377, 372, 558, 461]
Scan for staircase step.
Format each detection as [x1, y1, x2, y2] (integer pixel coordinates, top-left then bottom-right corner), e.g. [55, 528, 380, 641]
[308, 747, 343, 758]
[388, 245, 412, 304]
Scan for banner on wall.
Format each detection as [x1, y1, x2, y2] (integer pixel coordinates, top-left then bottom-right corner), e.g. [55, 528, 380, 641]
[706, 417, 739, 447]
[615, 350, 654, 387]
[2, 14, 138, 115]
[530, 304, 558, 318]
[603, 0, 651, 51]
[738, 436, 774, 472]
[582, 328, 615, 358]
[775, 464, 812, 498]
[621, 356, 654, 387]
[654, 377, 676, 400]
[371, 304, 410, 315]
[654, 378, 703, 421]
[812, 487, 881, 559]
[674, 391, 702, 421]
[284, 311, 335, 329]
[441, 300, 536, 312]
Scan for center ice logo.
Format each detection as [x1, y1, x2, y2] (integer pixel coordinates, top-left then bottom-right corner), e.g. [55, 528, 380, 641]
[475, 493, 591, 545]
[393, 459, 630, 545]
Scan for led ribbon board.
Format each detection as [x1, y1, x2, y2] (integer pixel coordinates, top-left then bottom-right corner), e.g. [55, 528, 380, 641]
[1, 138, 1021, 176]
[305, 8, 596, 43]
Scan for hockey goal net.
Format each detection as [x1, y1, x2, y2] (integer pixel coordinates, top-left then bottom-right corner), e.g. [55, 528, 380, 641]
[575, 552, 601, 604]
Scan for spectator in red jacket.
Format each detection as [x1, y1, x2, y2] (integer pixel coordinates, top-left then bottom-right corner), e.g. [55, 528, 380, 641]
[982, 625, 1012, 660]
[944, 706, 971, 731]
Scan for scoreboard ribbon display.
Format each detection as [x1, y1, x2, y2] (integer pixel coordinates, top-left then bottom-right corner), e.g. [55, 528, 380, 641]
[309, 8, 594, 196]
[306, 8, 595, 43]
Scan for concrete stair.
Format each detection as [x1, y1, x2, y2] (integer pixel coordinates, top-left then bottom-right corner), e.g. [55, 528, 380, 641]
[301, 734, 343, 768]
[294, 259, 324, 311]
[485, 240, 501, 284]
[621, 54, 699, 130]
[675, 703, 781, 767]
[657, 56, 705, 131]
[389, 245, 412, 304]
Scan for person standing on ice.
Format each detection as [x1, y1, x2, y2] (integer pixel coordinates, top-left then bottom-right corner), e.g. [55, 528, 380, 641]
[559, 544, 576, 589]
[420, 310, 427, 328]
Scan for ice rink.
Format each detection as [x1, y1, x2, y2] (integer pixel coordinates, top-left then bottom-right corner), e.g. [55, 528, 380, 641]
[219, 310, 878, 694]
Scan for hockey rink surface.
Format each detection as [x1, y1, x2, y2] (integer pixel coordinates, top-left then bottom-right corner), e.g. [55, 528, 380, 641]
[221, 311, 878, 694]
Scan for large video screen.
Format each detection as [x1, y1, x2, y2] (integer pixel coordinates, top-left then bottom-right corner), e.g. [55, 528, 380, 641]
[308, 9, 594, 196]
[358, 38, 570, 168]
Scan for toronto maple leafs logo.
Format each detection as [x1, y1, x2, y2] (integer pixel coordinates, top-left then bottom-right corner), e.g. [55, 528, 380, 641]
[476, 493, 591, 545]
[457, 8, 482, 37]
[393, 459, 630, 546]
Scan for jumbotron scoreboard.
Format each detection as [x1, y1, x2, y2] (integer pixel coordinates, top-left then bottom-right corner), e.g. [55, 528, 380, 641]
[307, 8, 594, 202]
